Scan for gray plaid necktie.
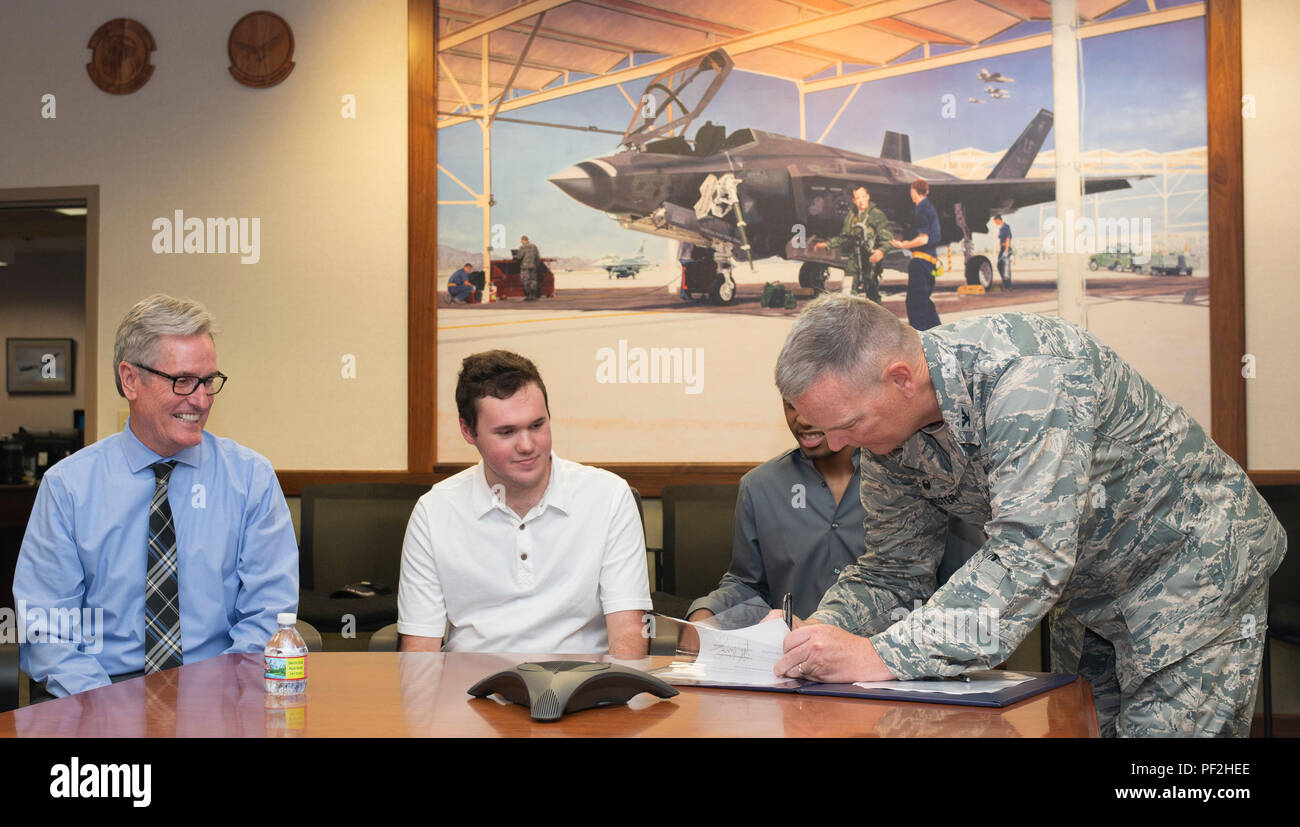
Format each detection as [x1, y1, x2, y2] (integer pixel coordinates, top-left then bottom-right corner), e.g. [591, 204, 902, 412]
[145, 460, 183, 673]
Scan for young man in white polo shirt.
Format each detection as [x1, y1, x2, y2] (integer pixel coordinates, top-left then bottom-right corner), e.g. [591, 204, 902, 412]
[397, 350, 652, 656]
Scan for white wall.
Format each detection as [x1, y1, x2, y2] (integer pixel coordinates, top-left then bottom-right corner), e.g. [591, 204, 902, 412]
[1243, 0, 1300, 470]
[0, 0, 409, 469]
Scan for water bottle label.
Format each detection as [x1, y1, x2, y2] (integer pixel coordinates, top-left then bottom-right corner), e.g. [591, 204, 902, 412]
[264, 655, 307, 681]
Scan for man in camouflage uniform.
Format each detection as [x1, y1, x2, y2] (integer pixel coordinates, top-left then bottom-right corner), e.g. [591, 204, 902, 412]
[517, 235, 541, 301]
[813, 186, 892, 302]
[771, 295, 1286, 737]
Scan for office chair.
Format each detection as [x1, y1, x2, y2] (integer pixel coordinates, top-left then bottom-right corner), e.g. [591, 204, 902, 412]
[645, 484, 738, 656]
[621, 485, 685, 656]
[628, 485, 670, 595]
[1261, 485, 1299, 738]
[658, 484, 739, 602]
[297, 483, 429, 640]
[368, 623, 399, 652]
[295, 619, 324, 653]
[369, 622, 463, 652]
[1, 642, 19, 713]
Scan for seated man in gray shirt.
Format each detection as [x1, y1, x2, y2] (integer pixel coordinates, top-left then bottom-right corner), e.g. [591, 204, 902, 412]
[686, 399, 865, 634]
[683, 399, 985, 648]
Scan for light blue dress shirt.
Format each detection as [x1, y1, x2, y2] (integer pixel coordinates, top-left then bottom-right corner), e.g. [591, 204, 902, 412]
[13, 423, 299, 696]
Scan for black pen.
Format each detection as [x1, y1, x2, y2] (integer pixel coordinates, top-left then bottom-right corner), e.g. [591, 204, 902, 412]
[782, 593, 793, 630]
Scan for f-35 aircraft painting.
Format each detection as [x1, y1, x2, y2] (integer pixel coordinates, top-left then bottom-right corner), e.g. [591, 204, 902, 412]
[550, 50, 1142, 299]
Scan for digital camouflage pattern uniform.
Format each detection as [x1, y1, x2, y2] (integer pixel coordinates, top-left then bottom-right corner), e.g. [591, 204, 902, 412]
[518, 240, 540, 299]
[824, 206, 892, 302]
[809, 312, 1287, 737]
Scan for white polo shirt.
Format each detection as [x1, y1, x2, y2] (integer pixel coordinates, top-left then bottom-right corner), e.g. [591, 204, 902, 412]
[397, 453, 652, 653]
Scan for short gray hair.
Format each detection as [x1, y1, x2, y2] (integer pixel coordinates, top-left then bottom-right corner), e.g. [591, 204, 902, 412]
[775, 295, 919, 400]
[113, 294, 217, 396]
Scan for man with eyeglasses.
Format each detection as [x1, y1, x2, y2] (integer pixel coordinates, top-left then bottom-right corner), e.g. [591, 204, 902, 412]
[14, 294, 298, 697]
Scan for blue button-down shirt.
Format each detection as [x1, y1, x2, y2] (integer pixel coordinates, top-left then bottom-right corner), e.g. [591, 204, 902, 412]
[914, 197, 942, 258]
[14, 423, 298, 696]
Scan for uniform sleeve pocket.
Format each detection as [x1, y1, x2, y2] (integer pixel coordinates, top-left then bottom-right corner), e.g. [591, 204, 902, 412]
[965, 552, 1014, 612]
[1118, 519, 1200, 641]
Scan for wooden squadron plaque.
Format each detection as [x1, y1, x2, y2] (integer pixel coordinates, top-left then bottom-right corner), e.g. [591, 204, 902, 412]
[228, 11, 295, 88]
[86, 18, 156, 94]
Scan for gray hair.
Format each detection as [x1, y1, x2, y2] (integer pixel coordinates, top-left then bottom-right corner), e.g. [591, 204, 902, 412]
[775, 295, 919, 401]
[113, 294, 217, 396]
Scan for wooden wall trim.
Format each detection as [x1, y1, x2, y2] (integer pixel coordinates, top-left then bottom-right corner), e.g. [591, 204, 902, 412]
[1207, 0, 1247, 465]
[84, 186, 99, 446]
[280, 464, 1300, 497]
[1249, 471, 1300, 488]
[590, 463, 756, 497]
[277, 462, 758, 497]
[408, 0, 437, 473]
[277, 470, 435, 495]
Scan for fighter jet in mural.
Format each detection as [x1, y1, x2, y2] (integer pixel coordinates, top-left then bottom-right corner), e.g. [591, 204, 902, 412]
[550, 49, 1142, 302]
[978, 68, 1015, 83]
[601, 240, 654, 278]
[986, 86, 1012, 99]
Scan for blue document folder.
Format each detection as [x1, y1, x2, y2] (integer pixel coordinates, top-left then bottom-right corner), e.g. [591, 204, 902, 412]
[655, 667, 1079, 708]
[798, 671, 1080, 708]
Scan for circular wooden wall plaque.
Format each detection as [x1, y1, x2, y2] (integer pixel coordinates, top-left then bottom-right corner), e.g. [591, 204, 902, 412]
[86, 18, 156, 94]
[228, 11, 295, 88]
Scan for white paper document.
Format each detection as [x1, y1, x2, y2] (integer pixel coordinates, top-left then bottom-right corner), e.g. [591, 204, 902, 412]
[852, 670, 1034, 695]
[656, 618, 793, 687]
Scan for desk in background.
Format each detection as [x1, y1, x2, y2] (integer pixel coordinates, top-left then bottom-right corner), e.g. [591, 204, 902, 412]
[0, 652, 1099, 737]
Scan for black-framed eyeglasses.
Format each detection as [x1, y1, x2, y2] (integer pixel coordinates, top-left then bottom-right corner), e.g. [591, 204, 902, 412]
[131, 363, 228, 396]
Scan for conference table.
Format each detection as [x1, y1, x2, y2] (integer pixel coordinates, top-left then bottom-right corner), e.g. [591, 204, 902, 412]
[0, 652, 1099, 737]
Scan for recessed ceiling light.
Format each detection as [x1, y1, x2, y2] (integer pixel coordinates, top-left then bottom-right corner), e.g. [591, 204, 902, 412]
[53, 207, 87, 217]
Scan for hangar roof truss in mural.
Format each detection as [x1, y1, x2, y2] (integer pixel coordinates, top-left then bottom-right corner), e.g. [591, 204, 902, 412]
[437, 0, 1205, 128]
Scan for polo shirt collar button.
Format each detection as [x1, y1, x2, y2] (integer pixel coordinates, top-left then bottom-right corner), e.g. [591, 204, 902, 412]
[519, 523, 526, 530]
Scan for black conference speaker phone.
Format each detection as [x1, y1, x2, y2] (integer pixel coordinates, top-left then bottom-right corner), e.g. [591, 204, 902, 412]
[467, 660, 678, 722]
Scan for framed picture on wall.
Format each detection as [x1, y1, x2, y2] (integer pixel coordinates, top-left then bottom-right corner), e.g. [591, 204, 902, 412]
[6, 338, 75, 394]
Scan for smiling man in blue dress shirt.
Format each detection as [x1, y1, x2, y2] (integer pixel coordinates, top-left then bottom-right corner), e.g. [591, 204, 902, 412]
[13, 294, 298, 697]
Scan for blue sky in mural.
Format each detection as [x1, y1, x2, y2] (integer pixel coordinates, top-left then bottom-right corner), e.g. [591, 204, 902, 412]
[437, 17, 1207, 260]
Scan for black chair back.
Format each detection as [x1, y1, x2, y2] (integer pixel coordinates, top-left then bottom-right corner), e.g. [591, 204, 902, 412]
[0, 643, 19, 713]
[660, 484, 739, 599]
[1262, 485, 1299, 642]
[299, 483, 430, 592]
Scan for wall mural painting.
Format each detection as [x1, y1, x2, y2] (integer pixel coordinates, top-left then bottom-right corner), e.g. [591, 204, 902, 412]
[435, 3, 1209, 463]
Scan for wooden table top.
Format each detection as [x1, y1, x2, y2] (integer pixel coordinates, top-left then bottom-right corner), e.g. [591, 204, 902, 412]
[0, 652, 1098, 737]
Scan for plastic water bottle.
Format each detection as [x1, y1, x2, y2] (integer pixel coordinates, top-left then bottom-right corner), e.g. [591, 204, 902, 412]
[264, 612, 308, 695]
